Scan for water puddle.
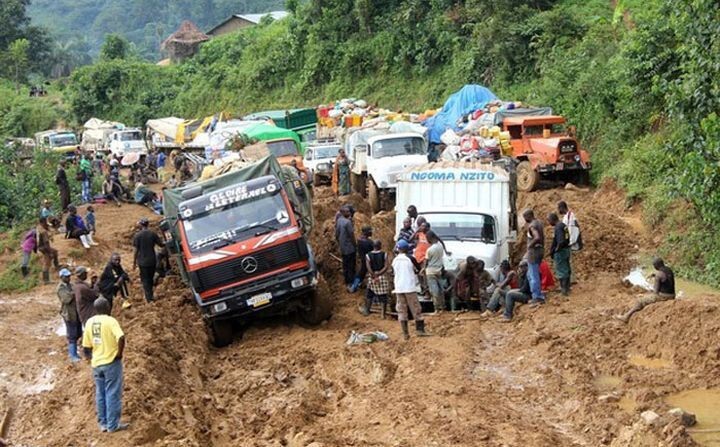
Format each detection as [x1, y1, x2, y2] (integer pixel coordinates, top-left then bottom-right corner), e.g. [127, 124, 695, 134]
[618, 396, 637, 413]
[666, 388, 720, 446]
[627, 260, 720, 300]
[627, 354, 672, 369]
[594, 374, 622, 391]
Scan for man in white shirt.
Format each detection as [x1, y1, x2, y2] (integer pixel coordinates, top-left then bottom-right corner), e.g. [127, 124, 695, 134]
[558, 201, 582, 251]
[424, 231, 446, 314]
[392, 240, 429, 340]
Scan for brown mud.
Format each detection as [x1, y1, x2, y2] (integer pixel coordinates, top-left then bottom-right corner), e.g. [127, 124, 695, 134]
[0, 182, 715, 446]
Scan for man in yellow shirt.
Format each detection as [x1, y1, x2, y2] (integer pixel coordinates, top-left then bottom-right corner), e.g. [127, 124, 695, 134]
[82, 297, 128, 433]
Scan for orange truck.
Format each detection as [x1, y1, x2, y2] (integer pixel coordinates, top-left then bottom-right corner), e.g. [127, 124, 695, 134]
[500, 115, 591, 191]
[161, 156, 328, 347]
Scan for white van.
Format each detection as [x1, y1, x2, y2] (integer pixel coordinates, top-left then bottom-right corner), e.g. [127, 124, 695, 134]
[395, 160, 518, 277]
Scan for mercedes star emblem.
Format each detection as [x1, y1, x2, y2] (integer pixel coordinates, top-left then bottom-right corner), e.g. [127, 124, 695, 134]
[241, 256, 258, 274]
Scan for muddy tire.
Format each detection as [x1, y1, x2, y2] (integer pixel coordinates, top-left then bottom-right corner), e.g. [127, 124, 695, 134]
[368, 179, 381, 214]
[210, 319, 234, 348]
[351, 172, 365, 196]
[299, 289, 333, 325]
[572, 170, 590, 187]
[517, 161, 539, 192]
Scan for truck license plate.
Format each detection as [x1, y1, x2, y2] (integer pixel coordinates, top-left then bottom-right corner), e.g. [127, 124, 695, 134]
[247, 292, 272, 308]
[556, 162, 564, 170]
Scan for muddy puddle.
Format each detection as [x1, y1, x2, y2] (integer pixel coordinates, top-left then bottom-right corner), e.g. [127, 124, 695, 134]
[625, 262, 720, 299]
[594, 374, 622, 391]
[627, 354, 672, 369]
[666, 388, 720, 446]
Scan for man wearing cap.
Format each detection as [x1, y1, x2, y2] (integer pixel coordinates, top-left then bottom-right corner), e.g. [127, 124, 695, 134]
[74, 266, 100, 326]
[133, 218, 163, 302]
[392, 239, 429, 339]
[82, 297, 128, 433]
[57, 269, 82, 362]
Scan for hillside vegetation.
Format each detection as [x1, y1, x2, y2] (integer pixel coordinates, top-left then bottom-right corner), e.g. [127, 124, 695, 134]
[27, 0, 285, 59]
[2, 0, 719, 284]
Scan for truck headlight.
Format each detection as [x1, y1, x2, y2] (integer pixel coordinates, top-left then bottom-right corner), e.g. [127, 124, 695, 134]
[291, 277, 308, 288]
[380, 180, 388, 187]
[574, 154, 581, 162]
[212, 302, 227, 314]
[317, 163, 329, 171]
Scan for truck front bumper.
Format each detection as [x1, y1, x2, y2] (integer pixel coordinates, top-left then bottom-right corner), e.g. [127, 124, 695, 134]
[538, 160, 591, 173]
[194, 267, 318, 321]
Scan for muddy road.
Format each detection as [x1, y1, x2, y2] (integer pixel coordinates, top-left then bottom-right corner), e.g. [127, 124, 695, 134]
[1, 184, 718, 446]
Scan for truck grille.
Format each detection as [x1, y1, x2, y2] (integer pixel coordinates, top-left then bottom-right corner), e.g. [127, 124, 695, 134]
[192, 240, 308, 294]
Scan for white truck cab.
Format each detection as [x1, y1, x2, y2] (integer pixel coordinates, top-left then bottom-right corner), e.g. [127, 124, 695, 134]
[107, 128, 147, 158]
[395, 161, 518, 278]
[346, 129, 428, 212]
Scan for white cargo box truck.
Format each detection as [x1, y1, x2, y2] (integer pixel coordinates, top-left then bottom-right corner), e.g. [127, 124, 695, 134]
[395, 160, 518, 278]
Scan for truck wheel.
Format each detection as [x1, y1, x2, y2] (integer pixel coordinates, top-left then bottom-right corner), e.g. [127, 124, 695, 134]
[313, 173, 322, 186]
[572, 170, 590, 187]
[299, 289, 333, 325]
[368, 179, 381, 213]
[210, 320, 234, 348]
[517, 161, 539, 192]
[351, 173, 366, 196]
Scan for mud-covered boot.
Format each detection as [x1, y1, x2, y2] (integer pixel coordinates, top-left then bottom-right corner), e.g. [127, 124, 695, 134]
[79, 235, 91, 249]
[415, 320, 430, 337]
[400, 321, 410, 340]
[561, 278, 570, 296]
[42, 270, 50, 285]
[21, 266, 29, 278]
[68, 341, 81, 362]
[359, 296, 371, 316]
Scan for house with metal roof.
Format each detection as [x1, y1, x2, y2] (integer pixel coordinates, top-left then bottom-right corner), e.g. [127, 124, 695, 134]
[207, 11, 289, 37]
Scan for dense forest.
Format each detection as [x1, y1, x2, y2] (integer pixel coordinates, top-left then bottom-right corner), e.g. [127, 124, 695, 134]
[27, 0, 285, 59]
[0, 0, 719, 284]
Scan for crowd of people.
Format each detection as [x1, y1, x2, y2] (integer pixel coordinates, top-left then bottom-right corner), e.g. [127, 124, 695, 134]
[335, 199, 589, 337]
[47, 215, 169, 434]
[54, 150, 167, 215]
[335, 196, 678, 338]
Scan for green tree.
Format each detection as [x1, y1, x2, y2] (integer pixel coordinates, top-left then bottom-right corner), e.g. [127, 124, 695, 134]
[100, 34, 130, 60]
[8, 38, 29, 92]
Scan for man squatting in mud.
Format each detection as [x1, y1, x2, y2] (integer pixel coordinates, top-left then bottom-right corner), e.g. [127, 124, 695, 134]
[615, 257, 675, 323]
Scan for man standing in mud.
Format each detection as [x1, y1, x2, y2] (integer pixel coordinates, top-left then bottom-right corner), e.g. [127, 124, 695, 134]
[55, 160, 71, 212]
[335, 206, 356, 291]
[133, 218, 163, 302]
[392, 240, 429, 339]
[547, 212, 571, 296]
[82, 297, 128, 433]
[615, 258, 675, 323]
[523, 209, 545, 306]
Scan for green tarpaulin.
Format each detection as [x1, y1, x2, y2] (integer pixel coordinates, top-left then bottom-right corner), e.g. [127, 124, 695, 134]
[241, 123, 302, 149]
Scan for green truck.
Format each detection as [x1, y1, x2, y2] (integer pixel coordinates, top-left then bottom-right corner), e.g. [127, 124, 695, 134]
[244, 108, 318, 152]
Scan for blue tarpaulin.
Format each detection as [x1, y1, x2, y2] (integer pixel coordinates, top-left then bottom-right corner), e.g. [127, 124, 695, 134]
[424, 85, 498, 144]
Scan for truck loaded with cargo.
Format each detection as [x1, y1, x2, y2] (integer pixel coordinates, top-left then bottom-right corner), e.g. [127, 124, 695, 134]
[395, 160, 518, 283]
[345, 123, 429, 213]
[161, 155, 329, 347]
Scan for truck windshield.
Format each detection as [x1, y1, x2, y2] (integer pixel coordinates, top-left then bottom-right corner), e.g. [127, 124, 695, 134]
[423, 212, 496, 243]
[183, 193, 291, 253]
[371, 137, 425, 158]
[120, 131, 142, 141]
[50, 134, 77, 147]
[313, 146, 340, 159]
[267, 140, 299, 157]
